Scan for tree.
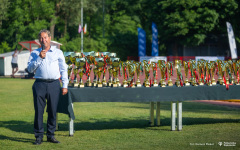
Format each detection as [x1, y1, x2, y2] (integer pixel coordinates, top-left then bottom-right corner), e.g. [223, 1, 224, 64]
[0, 0, 9, 28]
[153, 0, 238, 55]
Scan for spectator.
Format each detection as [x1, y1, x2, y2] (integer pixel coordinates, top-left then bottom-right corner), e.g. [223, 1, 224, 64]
[11, 47, 23, 78]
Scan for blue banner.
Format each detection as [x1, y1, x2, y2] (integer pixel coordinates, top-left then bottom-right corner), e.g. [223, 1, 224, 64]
[138, 27, 146, 57]
[151, 22, 159, 56]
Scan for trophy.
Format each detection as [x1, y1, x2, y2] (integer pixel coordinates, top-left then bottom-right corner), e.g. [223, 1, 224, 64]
[110, 57, 121, 87]
[121, 61, 129, 87]
[126, 60, 132, 84]
[75, 52, 82, 58]
[224, 61, 230, 85]
[70, 53, 79, 87]
[107, 62, 113, 87]
[228, 60, 235, 84]
[191, 60, 198, 86]
[234, 61, 240, 85]
[217, 60, 223, 84]
[100, 52, 110, 86]
[219, 61, 228, 85]
[106, 53, 116, 86]
[64, 52, 73, 64]
[206, 62, 212, 86]
[91, 52, 100, 86]
[100, 52, 110, 57]
[210, 61, 216, 85]
[144, 61, 151, 87]
[135, 62, 143, 87]
[128, 62, 136, 88]
[94, 57, 104, 87]
[108, 53, 116, 58]
[83, 52, 94, 87]
[175, 60, 183, 87]
[167, 61, 174, 86]
[188, 60, 194, 84]
[75, 58, 86, 88]
[197, 60, 204, 85]
[151, 62, 158, 87]
[64, 52, 74, 87]
[158, 60, 167, 87]
[183, 61, 190, 86]
[202, 60, 207, 84]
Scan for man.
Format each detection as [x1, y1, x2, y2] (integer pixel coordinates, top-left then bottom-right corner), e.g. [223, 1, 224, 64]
[11, 47, 23, 78]
[27, 29, 68, 145]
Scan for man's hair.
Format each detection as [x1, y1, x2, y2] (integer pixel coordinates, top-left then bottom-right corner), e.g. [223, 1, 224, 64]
[38, 29, 51, 39]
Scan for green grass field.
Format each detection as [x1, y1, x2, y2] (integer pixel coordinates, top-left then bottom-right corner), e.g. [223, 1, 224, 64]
[0, 78, 239, 150]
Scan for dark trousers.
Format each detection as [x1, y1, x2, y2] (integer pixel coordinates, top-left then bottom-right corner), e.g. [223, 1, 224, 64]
[32, 79, 61, 139]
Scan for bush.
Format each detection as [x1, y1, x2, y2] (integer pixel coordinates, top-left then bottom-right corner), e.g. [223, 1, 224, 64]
[0, 41, 11, 54]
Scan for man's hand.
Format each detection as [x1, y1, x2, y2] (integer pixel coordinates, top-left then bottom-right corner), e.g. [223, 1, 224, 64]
[19, 47, 23, 53]
[62, 88, 68, 95]
[39, 50, 46, 59]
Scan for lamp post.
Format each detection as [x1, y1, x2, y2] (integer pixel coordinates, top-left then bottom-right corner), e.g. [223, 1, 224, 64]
[81, 0, 83, 53]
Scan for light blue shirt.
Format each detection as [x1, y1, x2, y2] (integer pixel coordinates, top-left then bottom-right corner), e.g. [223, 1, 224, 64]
[27, 46, 69, 88]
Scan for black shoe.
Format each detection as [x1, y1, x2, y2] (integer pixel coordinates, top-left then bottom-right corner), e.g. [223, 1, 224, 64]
[34, 138, 43, 145]
[47, 137, 60, 143]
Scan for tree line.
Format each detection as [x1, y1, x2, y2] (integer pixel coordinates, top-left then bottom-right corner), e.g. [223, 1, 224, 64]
[0, 0, 239, 60]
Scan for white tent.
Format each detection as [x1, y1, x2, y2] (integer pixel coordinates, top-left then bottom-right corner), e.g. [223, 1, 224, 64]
[0, 50, 30, 76]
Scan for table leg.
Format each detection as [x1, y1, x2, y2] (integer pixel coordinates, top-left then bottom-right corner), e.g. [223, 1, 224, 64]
[69, 118, 74, 136]
[177, 101, 182, 131]
[69, 103, 74, 136]
[150, 102, 154, 126]
[156, 102, 160, 126]
[171, 102, 176, 131]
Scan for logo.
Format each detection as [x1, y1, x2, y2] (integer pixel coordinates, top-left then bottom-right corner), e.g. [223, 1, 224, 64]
[218, 142, 223, 146]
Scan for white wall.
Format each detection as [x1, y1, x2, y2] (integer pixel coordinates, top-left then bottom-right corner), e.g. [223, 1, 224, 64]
[1, 51, 30, 76]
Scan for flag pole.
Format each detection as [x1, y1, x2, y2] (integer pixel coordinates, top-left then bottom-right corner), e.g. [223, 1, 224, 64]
[81, 0, 83, 53]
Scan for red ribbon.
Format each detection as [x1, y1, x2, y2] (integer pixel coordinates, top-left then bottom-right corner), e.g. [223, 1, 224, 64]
[119, 67, 121, 77]
[103, 56, 107, 74]
[237, 71, 239, 83]
[188, 62, 191, 78]
[194, 70, 198, 83]
[216, 63, 218, 75]
[179, 76, 183, 87]
[155, 63, 158, 80]
[149, 78, 152, 87]
[128, 77, 134, 87]
[208, 73, 210, 84]
[165, 67, 168, 81]
[223, 76, 229, 90]
[124, 67, 127, 80]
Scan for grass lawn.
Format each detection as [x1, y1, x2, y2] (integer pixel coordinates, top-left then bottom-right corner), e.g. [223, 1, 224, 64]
[0, 78, 239, 150]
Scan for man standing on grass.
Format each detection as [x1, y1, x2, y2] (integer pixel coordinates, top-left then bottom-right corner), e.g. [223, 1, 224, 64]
[11, 47, 23, 78]
[27, 29, 68, 145]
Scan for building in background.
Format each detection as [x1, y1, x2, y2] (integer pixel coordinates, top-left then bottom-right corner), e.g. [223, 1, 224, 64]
[0, 40, 62, 76]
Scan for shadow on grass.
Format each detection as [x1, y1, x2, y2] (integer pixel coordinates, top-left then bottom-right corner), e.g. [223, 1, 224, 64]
[0, 134, 33, 144]
[56, 117, 239, 132]
[120, 101, 240, 114]
[0, 116, 239, 142]
[0, 120, 33, 134]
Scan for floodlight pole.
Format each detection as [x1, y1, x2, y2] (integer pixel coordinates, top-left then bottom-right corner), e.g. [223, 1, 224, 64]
[81, 0, 83, 53]
[102, 0, 105, 38]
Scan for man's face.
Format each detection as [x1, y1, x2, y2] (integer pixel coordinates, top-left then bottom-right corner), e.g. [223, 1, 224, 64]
[39, 32, 51, 48]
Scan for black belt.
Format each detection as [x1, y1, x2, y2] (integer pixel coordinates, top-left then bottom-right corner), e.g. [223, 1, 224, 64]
[36, 79, 58, 83]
